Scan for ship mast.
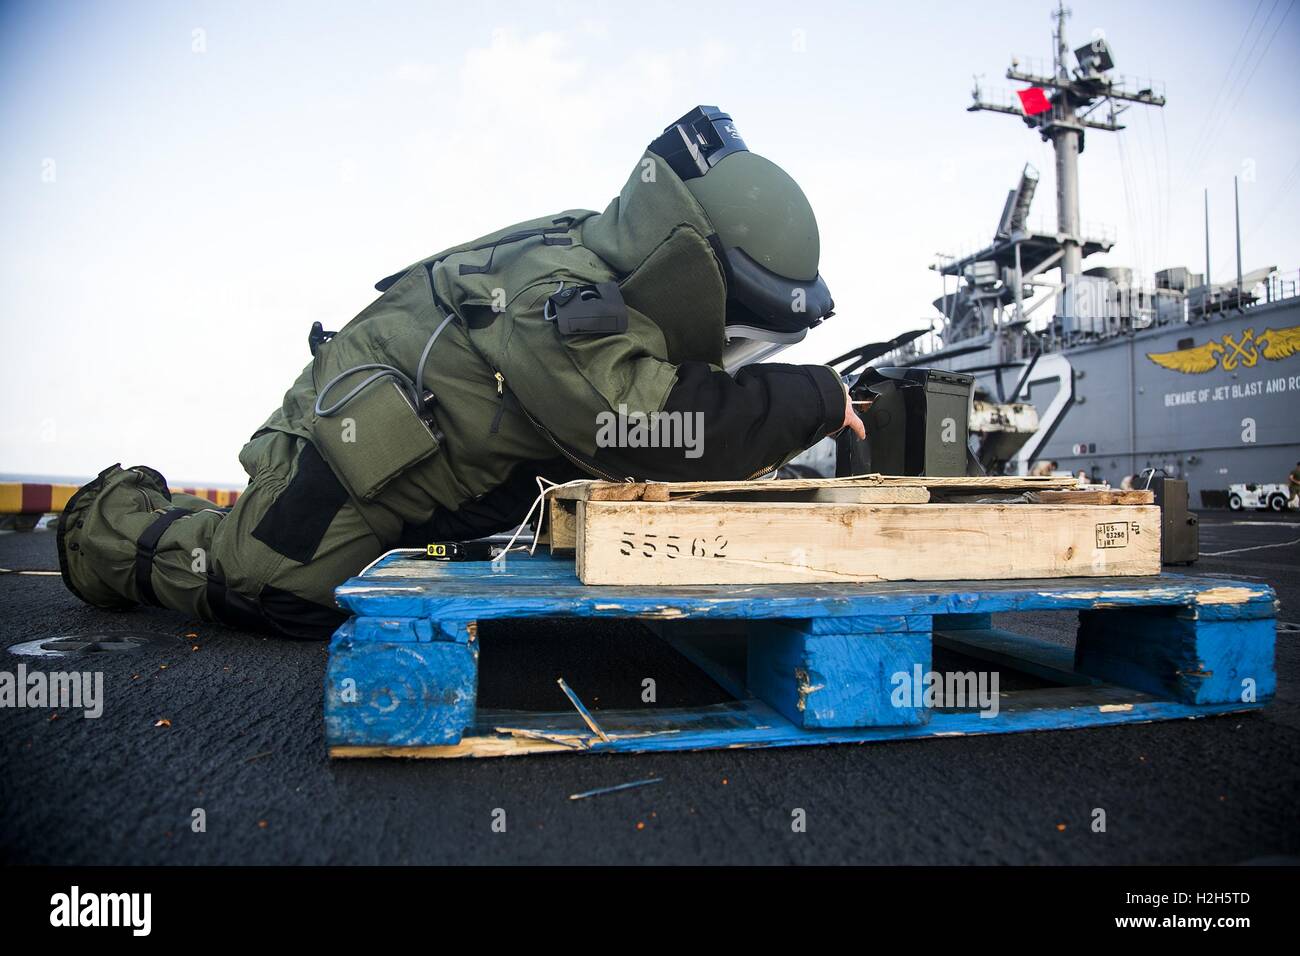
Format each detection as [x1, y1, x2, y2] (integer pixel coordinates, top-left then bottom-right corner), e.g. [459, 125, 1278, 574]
[968, 2, 1166, 318]
[1050, 2, 1082, 281]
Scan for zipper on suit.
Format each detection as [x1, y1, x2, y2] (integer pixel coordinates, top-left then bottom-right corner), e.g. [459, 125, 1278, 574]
[497, 371, 625, 483]
[489, 372, 507, 434]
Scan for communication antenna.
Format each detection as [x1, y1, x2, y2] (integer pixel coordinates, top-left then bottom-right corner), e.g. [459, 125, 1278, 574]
[1234, 175, 1243, 309]
[967, 1, 1167, 307]
[1203, 188, 1211, 292]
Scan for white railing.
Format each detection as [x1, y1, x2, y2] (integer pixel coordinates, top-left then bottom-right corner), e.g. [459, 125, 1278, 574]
[1005, 55, 1166, 102]
[936, 219, 1117, 273]
[1260, 268, 1300, 305]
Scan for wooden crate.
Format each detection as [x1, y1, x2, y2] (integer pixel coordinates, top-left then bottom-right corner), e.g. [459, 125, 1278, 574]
[548, 475, 1160, 586]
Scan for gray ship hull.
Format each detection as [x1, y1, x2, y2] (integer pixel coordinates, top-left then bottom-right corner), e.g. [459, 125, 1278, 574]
[926, 297, 1300, 502]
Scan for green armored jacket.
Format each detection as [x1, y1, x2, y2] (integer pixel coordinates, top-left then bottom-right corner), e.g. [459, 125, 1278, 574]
[256, 151, 846, 545]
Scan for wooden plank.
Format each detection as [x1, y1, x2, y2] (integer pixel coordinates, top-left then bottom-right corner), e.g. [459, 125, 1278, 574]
[551, 473, 1078, 502]
[575, 501, 1162, 585]
[1075, 609, 1277, 705]
[546, 497, 578, 553]
[324, 621, 479, 746]
[811, 486, 930, 503]
[336, 557, 1271, 625]
[696, 485, 930, 504]
[668, 619, 1093, 696]
[328, 688, 1264, 759]
[1027, 489, 1155, 505]
[645, 620, 750, 699]
[746, 619, 931, 727]
[933, 627, 1097, 687]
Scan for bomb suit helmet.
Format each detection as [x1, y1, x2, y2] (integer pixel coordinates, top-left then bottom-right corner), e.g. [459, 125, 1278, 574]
[648, 106, 834, 368]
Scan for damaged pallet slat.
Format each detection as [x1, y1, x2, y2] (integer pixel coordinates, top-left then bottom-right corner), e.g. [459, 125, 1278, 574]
[328, 686, 1265, 759]
[575, 501, 1162, 586]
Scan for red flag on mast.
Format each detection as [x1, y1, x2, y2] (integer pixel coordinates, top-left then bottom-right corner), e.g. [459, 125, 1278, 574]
[1016, 87, 1052, 116]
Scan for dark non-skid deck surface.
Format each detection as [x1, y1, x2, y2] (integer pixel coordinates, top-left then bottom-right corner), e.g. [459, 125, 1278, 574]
[2, 512, 1298, 864]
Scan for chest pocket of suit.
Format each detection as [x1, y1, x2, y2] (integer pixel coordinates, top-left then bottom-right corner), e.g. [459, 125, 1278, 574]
[544, 282, 629, 335]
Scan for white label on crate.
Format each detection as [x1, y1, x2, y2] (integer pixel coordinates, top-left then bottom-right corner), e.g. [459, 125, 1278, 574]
[1095, 522, 1130, 549]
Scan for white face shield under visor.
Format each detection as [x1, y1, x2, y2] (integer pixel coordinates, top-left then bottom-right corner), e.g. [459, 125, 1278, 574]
[722, 326, 817, 372]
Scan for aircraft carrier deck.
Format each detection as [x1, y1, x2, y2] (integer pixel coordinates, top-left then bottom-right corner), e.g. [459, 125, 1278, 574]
[2, 512, 1297, 865]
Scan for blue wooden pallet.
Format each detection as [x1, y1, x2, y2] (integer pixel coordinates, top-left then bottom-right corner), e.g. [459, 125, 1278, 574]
[324, 555, 1277, 758]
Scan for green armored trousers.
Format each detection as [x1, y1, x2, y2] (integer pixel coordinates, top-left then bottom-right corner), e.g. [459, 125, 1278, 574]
[58, 431, 385, 639]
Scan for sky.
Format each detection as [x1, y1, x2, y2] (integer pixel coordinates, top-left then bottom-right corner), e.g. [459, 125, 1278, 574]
[2, 0, 1297, 484]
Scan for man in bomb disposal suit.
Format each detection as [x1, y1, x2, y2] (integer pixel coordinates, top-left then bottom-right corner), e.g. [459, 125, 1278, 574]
[58, 107, 865, 638]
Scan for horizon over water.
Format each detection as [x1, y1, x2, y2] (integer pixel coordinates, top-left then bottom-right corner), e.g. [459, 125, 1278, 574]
[0, 472, 244, 489]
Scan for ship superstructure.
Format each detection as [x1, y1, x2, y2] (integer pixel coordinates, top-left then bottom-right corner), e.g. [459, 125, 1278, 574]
[883, 3, 1300, 502]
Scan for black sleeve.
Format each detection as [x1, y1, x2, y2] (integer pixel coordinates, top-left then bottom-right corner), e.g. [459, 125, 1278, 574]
[592, 362, 845, 482]
[398, 457, 585, 545]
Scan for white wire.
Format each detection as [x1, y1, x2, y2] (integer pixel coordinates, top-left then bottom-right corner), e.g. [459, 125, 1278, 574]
[358, 547, 425, 577]
[1183, 0, 1292, 185]
[353, 476, 594, 577]
[1180, 0, 1265, 183]
[492, 476, 592, 564]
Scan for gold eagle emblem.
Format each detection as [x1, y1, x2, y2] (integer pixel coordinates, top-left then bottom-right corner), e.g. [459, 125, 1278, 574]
[1259, 324, 1300, 360]
[1148, 339, 1223, 374]
[1147, 322, 1300, 374]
